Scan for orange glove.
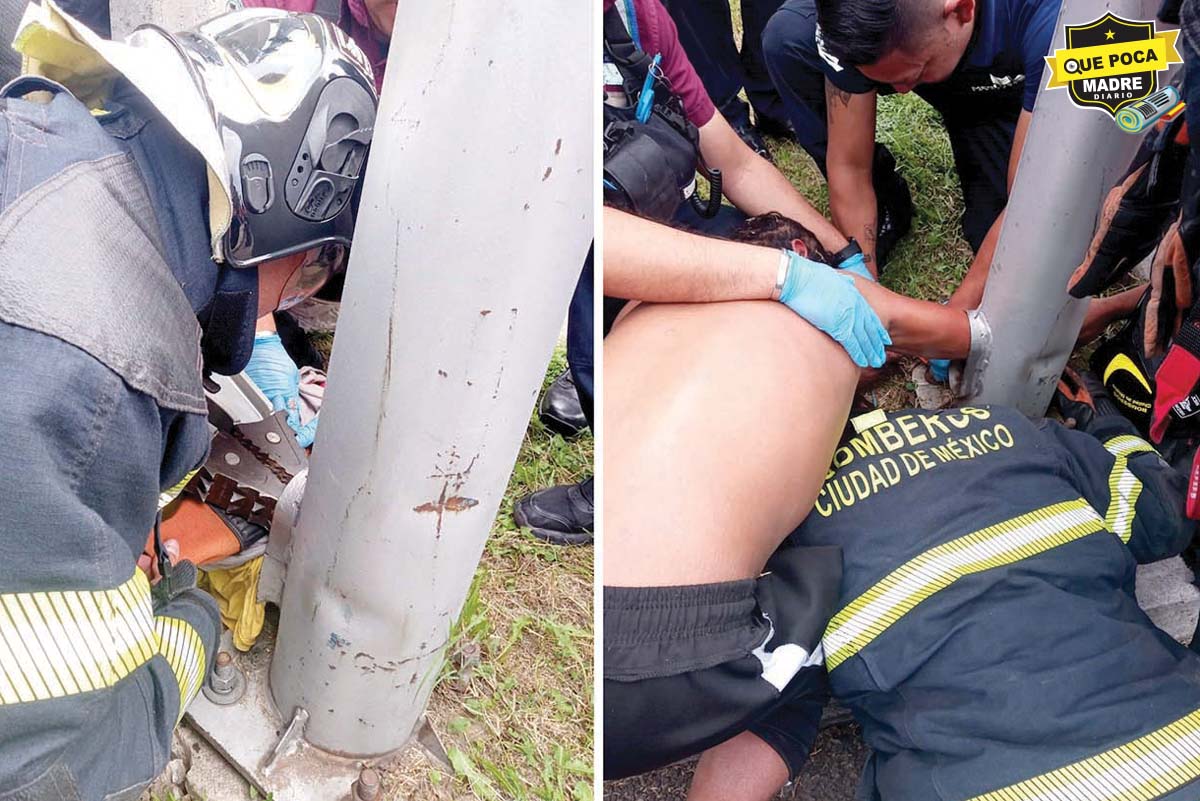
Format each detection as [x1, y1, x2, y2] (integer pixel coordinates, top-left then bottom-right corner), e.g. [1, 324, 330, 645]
[1069, 116, 1188, 298]
[1144, 218, 1194, 359]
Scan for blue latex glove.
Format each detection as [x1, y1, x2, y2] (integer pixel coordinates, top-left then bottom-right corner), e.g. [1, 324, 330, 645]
[778, 251, 890, 368]
[244, 332, 319, 448]
[837, 251, 874, 282]
[929, 358, 950, 383]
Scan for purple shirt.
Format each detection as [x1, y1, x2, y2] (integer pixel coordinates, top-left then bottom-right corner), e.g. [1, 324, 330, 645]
[603, 0, 716, 128]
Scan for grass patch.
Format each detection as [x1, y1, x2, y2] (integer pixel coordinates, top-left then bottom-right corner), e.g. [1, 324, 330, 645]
[765, 93, 974, 303]
[764, 93, 975, 411]
[380, 347, 593, 801]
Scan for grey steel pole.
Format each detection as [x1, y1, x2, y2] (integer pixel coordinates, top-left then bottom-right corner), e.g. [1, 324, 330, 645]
[958, 0, 1175, 415]
[268, 1, 593, 754]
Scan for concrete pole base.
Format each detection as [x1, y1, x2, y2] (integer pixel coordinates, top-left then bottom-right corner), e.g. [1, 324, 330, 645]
[186, 629, 372, 800]
[182, 624, 449, 801]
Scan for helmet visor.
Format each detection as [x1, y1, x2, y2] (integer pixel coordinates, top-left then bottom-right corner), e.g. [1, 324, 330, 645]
[201, 13, 328, 120]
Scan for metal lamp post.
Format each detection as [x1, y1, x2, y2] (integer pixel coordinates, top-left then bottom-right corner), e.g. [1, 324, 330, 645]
[958, 0, 1178, 415]
[109, 0, 593, 795]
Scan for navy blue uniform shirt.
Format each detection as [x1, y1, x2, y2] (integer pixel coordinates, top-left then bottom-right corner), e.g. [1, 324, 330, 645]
[817, 0, 1061, 111]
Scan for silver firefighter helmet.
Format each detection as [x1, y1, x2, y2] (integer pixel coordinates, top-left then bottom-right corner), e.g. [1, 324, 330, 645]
[155, 9, 378, 269]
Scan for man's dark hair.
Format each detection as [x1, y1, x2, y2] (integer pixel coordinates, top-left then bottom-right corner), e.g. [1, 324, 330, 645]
[730, 212, 833, 264]
[816, 0, 939, 67]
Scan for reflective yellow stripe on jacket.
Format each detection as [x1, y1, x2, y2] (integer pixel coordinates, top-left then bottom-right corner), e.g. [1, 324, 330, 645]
[0, 572, 205, 713]
[1103, 434, 1157, 543]
[822, 499, 1105, 671]
[821, 433, 1158, 673]
[969, 707, 1200, 801]
[154, 616, 207, 722]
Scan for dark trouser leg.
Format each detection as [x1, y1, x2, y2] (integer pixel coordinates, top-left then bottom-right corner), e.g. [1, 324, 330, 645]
[512, 246, 595, 545]
[761, 0, 830, 165]
[661, 0, 753, 129]
[740, 0, 789, 130]
[567, 244, 595, 430]
[939, 112, 1016, 252]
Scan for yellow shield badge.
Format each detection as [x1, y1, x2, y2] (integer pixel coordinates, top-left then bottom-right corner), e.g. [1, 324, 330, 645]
[1044, 13, 1181, 117]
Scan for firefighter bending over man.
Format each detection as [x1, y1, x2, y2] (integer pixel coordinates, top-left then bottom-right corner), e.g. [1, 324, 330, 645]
[0, 4, 377, 797]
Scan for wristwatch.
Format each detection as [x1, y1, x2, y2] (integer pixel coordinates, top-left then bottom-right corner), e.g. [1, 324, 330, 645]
[830, 238, 862, 267]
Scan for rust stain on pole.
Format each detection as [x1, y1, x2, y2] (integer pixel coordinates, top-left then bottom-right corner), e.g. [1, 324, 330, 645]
[413, 495, 478, 515]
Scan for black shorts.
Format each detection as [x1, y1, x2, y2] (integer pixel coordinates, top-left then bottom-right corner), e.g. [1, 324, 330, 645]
[603, 543, 842, 781]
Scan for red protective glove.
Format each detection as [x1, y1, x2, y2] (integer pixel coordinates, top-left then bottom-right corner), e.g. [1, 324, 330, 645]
[1150, 315, 1200, 442]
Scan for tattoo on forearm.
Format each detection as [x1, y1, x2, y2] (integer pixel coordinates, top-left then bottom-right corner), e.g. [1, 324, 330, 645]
[863, 223, 877, 262]
[826, 81, 854, 110]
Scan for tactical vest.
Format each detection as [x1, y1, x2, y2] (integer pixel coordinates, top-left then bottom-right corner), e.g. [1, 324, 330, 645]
[602, 1, 719, 222]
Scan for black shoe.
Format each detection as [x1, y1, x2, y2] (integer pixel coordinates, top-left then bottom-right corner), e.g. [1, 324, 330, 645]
[753, 113, 794, 139]
[539, 369, 588, 438]
[731, 119, 773, 162]
[871, 146, 913, 270]
[513, 477, 594, 545]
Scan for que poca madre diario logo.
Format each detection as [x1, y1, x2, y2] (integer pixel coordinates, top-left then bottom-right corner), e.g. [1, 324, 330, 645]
[1043, 13, 1181, 117]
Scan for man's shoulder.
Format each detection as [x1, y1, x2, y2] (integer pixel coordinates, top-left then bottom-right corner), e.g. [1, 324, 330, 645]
[0, 124, 208, 416]
[627, 0, 670, 52]
[0, 89, 125, 211]
[1007, 0, 1062, 52]
[812, 22, 877, 94]
[966, 0, 1058, 62]
[622, 0, 717, 127]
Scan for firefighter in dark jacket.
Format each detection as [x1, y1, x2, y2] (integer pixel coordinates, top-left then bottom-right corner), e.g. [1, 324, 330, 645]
[686, 382, 1200, 800]
[0, 4, 376, 799]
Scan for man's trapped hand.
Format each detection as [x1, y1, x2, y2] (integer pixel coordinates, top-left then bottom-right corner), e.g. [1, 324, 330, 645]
[138, 538, 179, 584]
[778, 251, 890, 368]
[244, 332, 319, 448]
[928, 359, 950, 383]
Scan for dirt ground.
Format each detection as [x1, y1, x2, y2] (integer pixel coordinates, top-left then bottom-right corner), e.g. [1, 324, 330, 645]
[603, 723, 870, 801]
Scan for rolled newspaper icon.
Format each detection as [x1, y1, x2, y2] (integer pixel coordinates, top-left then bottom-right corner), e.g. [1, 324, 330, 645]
[1116, 85, 1181, 133]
